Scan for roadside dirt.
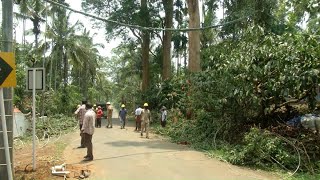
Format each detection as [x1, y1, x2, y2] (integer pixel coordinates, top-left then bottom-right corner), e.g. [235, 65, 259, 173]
[14, 137, 65, 179]
[13, 131, 91, 180]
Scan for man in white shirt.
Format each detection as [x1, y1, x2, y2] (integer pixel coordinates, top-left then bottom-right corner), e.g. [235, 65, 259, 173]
[82, 103, 96, 161]
[135, 106, 143, 131]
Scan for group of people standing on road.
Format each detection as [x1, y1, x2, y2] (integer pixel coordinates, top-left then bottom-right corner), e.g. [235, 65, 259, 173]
[118, 103, 152, 138]
[74, 100, 167, 161]
[73, 100, 113, 161]
[133, 103, 167, 138]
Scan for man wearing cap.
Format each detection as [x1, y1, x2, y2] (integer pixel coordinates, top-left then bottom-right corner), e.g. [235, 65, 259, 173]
[141, 103, 151, 138]
[106, 102, 113, 128]
[74, 100, 87, 148]
[119, 104, 127, 129]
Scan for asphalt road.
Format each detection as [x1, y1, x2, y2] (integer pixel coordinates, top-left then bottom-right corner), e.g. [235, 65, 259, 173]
[63, 111, 279, 180]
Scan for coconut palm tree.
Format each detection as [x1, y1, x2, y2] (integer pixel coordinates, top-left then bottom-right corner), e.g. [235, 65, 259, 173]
[16, 0, 47, 52]
[45, 11, 100, 99]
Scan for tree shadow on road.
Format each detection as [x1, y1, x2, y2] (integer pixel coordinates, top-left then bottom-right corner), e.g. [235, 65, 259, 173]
[104, 139, 188, 151]
[90, 150, 180, 162]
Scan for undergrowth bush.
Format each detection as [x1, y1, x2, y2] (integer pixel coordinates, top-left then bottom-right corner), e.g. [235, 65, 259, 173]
[226, 128, 297, 170]
[24, 115, 77, 139]
[154, 121, 320, 174]
[153, 110, 223, 150]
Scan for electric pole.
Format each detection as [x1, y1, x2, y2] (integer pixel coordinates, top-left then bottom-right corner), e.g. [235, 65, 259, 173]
[0, 0, 14, 179]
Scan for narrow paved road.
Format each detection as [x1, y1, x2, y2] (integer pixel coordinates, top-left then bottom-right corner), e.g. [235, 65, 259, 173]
[63, 111, 278, 180]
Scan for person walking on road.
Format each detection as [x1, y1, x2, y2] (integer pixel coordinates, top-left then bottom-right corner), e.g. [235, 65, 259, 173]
[135, 106, 143, 131]
[161, 106, 167, 127]
[74, 100, 87, 148]
[119, 104, 127, 129]
[96, 106, 103, 128]
[82, 103, 96, 161]
[106, 102, 113, 128]
[141, 103, 151, 138]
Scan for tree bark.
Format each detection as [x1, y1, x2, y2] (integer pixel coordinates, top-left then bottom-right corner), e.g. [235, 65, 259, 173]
[141, 0, 150, 91]
[187, 0, 201, 72]
[162, 0, 173, 80]
[63, 51, 68, 89]
[141, 31, 150, 91]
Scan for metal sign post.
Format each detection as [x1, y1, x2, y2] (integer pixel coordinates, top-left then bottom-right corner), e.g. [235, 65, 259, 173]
[32, 69, 36, 170]
[26, 67, 45, 171]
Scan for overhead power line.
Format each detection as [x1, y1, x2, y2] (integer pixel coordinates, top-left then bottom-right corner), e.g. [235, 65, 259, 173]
[43, 0, 251, 32]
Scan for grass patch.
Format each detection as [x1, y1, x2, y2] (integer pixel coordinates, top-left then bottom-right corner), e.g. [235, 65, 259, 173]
[288, 173, 320, 180]
[54, 141, 68, 160]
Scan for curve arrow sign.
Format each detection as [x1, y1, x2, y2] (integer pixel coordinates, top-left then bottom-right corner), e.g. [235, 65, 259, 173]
[0, 56, 13, 86]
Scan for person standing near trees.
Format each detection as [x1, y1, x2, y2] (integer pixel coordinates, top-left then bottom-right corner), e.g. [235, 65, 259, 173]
[135, 105, 143, 131]
[141, 103, 151, 138]
[161, 106, 167, 127]
[96, 106, 103, 128]
[119, 104, 127, 129]
[74, 100, 87, 148]
[81, 103, 96, 161]
[106, 102, 113, 128]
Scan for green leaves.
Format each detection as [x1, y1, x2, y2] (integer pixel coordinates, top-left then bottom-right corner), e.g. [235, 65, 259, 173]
[204, 26, 320, 115]
[227, 128, 298, 169]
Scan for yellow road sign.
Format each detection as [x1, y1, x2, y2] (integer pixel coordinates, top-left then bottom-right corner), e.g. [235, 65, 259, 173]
[0, 52, 16, 87]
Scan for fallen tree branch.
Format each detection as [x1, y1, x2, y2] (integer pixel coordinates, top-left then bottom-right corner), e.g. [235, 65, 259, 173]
[270, 92, 309, 114]
[269, 132, 301, 178]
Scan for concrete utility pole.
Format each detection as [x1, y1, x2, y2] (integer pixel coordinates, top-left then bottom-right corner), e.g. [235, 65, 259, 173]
[0, 0, 14, 179]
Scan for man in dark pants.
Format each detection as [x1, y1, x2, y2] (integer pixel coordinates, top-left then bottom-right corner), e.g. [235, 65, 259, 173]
[82, 103, 96, 161]
[119, 104, 127, 129]
[74, 100, 87, 148]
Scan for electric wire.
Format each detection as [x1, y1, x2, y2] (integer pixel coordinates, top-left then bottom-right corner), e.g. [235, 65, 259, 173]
[43, 0, 251, 32]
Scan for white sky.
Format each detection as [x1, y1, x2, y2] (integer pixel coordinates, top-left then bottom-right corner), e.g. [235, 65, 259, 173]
[64, 0, 119, 57]
[7, 1, 118, 58]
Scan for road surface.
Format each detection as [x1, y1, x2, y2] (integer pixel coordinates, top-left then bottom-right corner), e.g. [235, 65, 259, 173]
[63, 111, 278, 180]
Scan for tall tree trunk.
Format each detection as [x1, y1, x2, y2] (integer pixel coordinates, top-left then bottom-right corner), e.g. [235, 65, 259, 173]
[141, 0, 150, 91]
[54, 57, 58, 91]
[184, 41, 187, 70]
[83, 65, 88, 100]
[187, 0, 201, 72]
[162, 0, 173, 80]
[49, 57, 52, 89]
[63, 52, 68, 88]
[142, 31, 150, 91]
